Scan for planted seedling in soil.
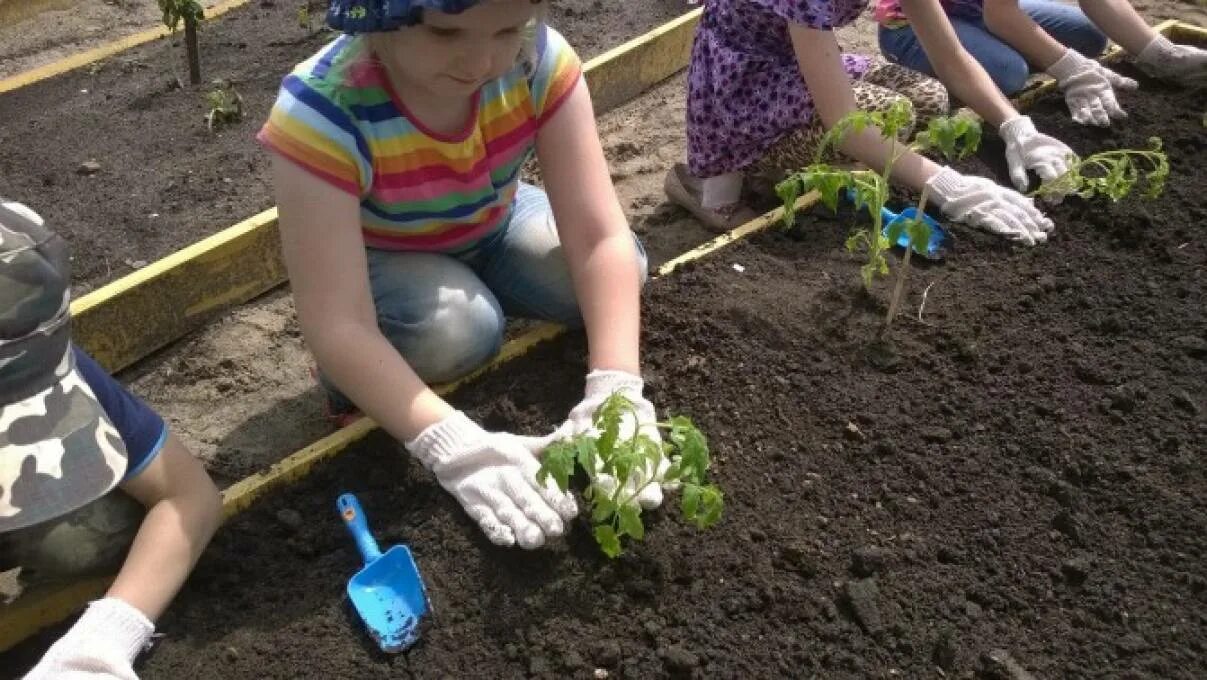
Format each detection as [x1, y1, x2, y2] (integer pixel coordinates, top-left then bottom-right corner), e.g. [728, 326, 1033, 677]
[776, 102, 982, 335]
[536, 394, 723, 558]
[1031, 137, 1168, 204]
[776, 100, 913, 292]
[158, 0, 205, 85]
[297, 0, 327, 34]
[205, 80, 245, 133]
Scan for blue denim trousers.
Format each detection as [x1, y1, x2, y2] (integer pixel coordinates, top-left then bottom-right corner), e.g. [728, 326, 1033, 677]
[879, 0, 1108, 95]
[324, 182, 648, 409]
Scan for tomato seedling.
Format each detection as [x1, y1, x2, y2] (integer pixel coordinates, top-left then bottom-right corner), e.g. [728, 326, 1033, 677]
[205, 80, 244, 133]
[1031, 137, 1168, 203]
[776, 103, 981, 333]
[158, 0, 205, 85]
[536, 394, 723, 558]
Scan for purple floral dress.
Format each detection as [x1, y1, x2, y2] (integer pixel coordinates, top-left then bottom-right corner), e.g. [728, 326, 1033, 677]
[686, 0, 872, 178]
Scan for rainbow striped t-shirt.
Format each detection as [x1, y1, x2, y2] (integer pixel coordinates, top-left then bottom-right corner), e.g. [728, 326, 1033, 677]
[257, 25, 582, 252]
[874, 0, 984, 28]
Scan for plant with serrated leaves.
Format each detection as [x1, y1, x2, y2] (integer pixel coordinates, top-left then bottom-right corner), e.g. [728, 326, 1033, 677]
[205, 80, 244, 133]
[536, 394, 723, 558]
[1031, 137, 1168, 203]
[158, 0, 204, 85]
[777, 103, 981, 333]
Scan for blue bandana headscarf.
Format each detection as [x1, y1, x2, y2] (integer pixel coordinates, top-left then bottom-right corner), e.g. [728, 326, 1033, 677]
[326, 0, 487, 33]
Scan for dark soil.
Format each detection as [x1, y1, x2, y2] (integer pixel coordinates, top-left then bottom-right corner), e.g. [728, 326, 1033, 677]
[5, 61, 1205, 680]
[0, 0, 692, 294]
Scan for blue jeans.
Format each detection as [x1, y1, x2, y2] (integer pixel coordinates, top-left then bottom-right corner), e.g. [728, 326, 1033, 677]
[325, 183, 648, 408]
[878, 0, 1108, 95]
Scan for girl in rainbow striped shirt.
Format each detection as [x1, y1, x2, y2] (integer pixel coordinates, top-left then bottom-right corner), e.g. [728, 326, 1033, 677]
[259, 0, 671, 550]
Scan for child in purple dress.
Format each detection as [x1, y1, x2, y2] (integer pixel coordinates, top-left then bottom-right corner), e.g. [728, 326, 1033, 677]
[667, 0, 1058, 246]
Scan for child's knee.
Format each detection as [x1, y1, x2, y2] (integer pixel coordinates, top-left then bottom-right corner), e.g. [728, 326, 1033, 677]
[389, 295, 505, 384]
[993, 57, 1032, 96]
[15, 493, 143, 585]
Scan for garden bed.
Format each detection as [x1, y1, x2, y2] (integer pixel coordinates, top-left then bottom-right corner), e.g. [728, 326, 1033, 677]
[7, 66, 1203, 679]
[0, 0, 691, 293]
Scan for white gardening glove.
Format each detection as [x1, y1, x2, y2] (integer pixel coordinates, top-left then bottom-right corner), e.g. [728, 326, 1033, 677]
[23, 598, 153, 680]
[998, 115, 1077, 195]
[405, 411, 578, 549]
[926, 166, 1055, 246]
[1046, 48, 1137, 127]
[1136, 35, 1207, 85]
[555, 370, 672, 510]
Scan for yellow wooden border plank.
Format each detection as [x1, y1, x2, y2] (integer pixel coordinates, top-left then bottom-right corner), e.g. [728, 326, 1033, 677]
[0, 578, 111, 653]
[71, 208, 282, 372]
[583, 8, 701, 115]
[0, 0, 251, 95]
[69, 9, 702, 374]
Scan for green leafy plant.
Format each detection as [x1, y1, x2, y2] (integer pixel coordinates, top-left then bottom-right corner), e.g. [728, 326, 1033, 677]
[536, 394, 723, 558]
[776, 103, 981, 333]
[158, 0, 205, 85]
[1031, 137, 1169, 203]
[205, 80, 244, 133]
[297, 0, 327, 34]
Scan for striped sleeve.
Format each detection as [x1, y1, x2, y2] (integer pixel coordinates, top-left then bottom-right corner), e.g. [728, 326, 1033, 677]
[256, 73, 372, 196]
[527, 25, 583, 125]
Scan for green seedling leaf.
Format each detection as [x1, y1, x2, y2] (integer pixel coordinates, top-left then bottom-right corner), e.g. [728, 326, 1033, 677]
[776, 177, 803, 229]
[591, 492, 617, 524]
[681, 483, 701, 519]
[594, 393, 626, 459]
[886, 220, 906, 247]
[915, 115, 982, 161]
[697, 485, 724, 528]
[594, 525, 622, 558]
[574, 437, 599, 478]
[905, 216, 932, 256]
[536, 440, 577, 492]
[617, 505, 645, 541]
[669, 416, 709, 483]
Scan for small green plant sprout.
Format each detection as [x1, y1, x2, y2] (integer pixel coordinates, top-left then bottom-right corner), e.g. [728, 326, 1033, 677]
[205, 80, 244, 133]
[1031, 137, 1169, 203]
[297, 0, 326, 34]
[158, 0, 205, 85]
[536, 394, 723, 558]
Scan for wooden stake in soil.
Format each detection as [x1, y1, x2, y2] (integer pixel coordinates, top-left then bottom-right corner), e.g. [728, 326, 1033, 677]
[883, 186, 932, 335]
[184, 14, 201, 85]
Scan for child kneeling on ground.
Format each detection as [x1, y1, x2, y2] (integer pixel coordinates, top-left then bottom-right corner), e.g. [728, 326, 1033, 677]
[668, 0, 1061, 246]
[0, 200, 222, 680]
[260, 0, 675, 550]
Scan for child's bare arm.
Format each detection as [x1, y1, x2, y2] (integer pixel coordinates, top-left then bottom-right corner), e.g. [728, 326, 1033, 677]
[111, 433, 221, 621]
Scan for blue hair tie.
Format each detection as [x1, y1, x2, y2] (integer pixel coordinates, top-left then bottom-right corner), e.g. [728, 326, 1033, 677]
[326, 0, 487, 33]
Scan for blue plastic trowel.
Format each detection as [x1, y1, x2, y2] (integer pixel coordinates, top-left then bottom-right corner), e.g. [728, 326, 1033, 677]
[337, 493, 430, 653]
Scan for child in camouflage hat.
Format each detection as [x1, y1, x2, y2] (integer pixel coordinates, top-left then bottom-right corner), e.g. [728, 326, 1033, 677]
[0, 200, 222, 679]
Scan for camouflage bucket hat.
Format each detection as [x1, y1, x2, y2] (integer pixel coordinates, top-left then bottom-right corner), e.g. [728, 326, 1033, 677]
[0, 200, 128, 534]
